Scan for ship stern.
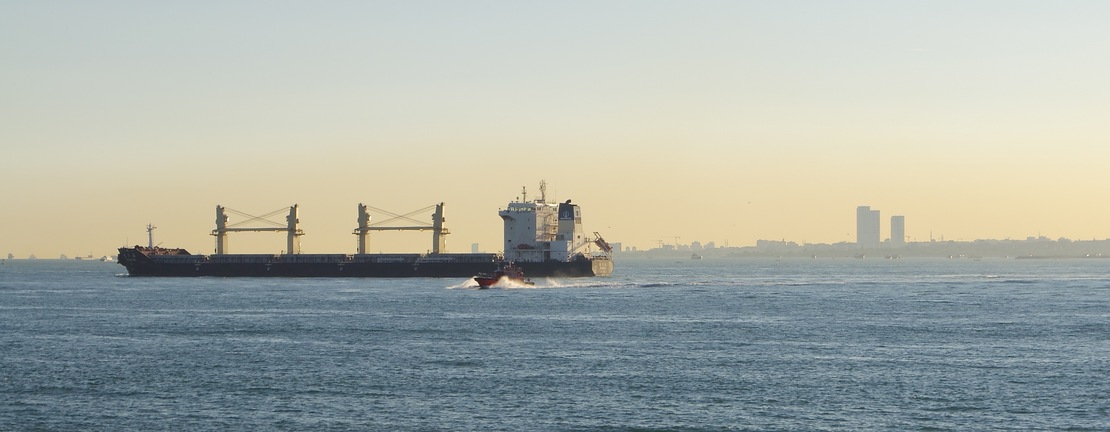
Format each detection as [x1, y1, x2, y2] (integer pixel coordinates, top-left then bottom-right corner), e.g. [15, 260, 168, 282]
[591, 256, 614, 276]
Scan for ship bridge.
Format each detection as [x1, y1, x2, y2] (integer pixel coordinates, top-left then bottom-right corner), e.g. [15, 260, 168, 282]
[500, 182, 609, 263]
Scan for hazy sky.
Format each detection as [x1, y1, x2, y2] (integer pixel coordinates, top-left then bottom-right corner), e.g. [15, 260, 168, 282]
[3, 1, 1109, 257]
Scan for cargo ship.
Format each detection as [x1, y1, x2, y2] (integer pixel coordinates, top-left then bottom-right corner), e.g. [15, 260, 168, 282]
[117, 184, 614, 278]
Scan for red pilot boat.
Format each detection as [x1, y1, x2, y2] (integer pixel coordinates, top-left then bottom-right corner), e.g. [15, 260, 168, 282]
[473, 262, 534, 289]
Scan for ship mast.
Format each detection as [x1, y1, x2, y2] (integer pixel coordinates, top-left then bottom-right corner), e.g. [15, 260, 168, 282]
[146, 223, 157, 248]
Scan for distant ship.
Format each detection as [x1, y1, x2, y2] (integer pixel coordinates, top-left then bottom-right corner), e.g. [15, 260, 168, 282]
[117, 184, 614, 278]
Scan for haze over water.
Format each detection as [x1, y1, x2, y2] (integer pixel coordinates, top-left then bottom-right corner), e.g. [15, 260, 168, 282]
[2, 258, 1108, 430]
[4, 3, 1108, 430]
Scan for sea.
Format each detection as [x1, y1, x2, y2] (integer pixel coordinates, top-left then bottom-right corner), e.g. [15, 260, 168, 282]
[1, 257, 1108, 431]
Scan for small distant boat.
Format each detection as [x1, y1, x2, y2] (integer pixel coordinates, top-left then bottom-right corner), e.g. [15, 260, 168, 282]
[473, 262, 534, 289]
[691, 253, 703, 260]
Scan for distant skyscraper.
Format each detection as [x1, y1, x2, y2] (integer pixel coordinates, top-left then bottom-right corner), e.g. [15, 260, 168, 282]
[891, 216, 905, 246]
[856, 206, 881, 248]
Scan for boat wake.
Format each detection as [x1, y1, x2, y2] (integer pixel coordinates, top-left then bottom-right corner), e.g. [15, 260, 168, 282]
[447, 279, 480, 289]
[448, 277, 635, 290]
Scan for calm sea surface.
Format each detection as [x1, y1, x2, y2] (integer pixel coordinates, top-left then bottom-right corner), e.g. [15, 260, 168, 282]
[1, 257, 1108, 431]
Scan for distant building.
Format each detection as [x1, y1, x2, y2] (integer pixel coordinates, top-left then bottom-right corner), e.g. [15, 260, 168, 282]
[856, 206, 881, 248]
[691, 241, 703, 251]
[891, 216, 905, 246]
[757, 239, 799, 249]
[471, 243, 480, 253]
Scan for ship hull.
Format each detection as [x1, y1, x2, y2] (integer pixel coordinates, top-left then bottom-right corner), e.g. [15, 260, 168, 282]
[117, 247, 612, 278]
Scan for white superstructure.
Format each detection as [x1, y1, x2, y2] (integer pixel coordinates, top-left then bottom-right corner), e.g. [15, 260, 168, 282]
[500, 183, 605, 263]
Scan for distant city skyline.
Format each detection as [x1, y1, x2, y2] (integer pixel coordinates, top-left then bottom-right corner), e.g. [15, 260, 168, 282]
[4, 196, 1106, 258]
[5, 201, 1108, 259]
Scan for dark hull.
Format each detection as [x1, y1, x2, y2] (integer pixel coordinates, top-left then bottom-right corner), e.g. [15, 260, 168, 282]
[117, 247, 613, 278]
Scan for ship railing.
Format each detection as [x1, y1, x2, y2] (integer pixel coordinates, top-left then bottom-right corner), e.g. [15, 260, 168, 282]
[150, 254, 207, 264]
[350, 253, 422, 263]
[208, 254, 277, 264]
[418, 253, 499, 263]
[281, 254, 350, 264]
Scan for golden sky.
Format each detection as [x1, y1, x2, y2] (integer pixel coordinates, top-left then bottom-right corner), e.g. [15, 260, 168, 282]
[3, 1, 1109, 257]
